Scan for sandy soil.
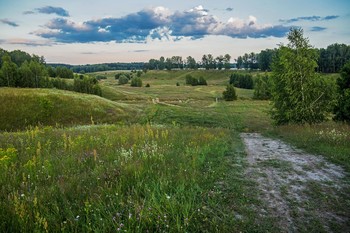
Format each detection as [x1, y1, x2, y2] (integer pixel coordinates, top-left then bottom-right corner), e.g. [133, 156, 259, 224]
[241, 133, 350, 232]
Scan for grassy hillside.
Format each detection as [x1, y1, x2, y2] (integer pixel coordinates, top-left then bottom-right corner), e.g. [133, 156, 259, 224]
[0, 88, 139, 131]
[0, 70, 349, 232]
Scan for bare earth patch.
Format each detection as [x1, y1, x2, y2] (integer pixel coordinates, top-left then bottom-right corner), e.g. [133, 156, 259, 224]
[241, 133, 350, 232]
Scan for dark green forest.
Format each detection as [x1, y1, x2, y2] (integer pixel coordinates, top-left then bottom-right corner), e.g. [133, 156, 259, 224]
[0, 48, 101, 96]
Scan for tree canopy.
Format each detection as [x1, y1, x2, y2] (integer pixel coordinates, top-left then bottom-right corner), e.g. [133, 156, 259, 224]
[270, 28, 334, 125]
[333, 61, 350, 122]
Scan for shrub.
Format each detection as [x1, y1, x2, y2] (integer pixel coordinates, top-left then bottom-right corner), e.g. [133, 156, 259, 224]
[185, 74, 198, 86]
[115, 73, 122, 79]
[118, 75, 129, 85]
[198, 76, 207, 85]
[223, 84, 237, 101]
[96, 75, 107, 80]
[145, 83, 150, 87]
[176, 82, 180, 86]
[185, 75, 207, 86]
[130, 77, 142, 87]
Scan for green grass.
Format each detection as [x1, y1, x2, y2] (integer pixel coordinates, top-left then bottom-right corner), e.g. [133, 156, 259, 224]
[0, 124, 276, 232]
[0, 88, 139, 131]
[268, 122, 350, 172]
[0, 70, 349, 232]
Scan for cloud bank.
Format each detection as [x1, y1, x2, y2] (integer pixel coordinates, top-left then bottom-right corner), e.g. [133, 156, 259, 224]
[24, 6, 70, 17]
[34, 5, 290, 43]
[310, 26, 327, 32]
[0, 18, 19, 27]
[279, 15, 339, 24]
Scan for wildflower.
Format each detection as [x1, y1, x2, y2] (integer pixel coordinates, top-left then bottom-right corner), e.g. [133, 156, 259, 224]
[166, 194, 170, 199]
[20, 194, 25, 197]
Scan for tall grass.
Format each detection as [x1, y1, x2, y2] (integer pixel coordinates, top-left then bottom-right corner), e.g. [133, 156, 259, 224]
[270, 122, 350, 172]
[0, 124, 265, 232]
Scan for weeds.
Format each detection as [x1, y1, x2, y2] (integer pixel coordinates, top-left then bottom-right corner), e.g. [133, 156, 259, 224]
[0, 124, 263, 232]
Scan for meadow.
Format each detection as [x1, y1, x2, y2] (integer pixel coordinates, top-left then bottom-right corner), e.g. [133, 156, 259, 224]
[0, 70, 349, 232]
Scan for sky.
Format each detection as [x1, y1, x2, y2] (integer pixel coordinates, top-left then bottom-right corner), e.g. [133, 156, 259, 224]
[0, 0, 349, 65]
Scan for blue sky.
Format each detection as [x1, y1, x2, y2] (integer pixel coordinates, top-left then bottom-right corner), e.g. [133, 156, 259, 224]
[0, 0, 349, 64]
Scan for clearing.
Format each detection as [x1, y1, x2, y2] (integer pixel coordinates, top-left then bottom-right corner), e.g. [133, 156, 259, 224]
[241, 133, 350, 232]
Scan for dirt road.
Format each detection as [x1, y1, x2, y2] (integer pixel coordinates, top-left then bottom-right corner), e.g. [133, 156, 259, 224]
[241, 133, 350, 232]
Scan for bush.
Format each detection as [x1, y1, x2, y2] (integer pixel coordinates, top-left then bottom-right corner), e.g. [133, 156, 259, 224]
[229, 73, 253, 89]
[96, 75, 107, 80]
[198, 76, 207, 85]
[223, 84, 237, 101]
[145, 83, 150, 87]
[185, 74, 198, 86]
[115, 73, 122, 79]
[185, 75, 207, 86]
[130, 77, 142, 87]
[176, 82, 180, 86]
[118, 75, 129, 85]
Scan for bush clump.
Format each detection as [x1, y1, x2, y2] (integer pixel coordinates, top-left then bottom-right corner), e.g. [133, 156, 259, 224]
[185, 75, 207, 86]
[118, 75, 129, 85]
[223, 84, 237, 101]
[130, 77, 142, 87]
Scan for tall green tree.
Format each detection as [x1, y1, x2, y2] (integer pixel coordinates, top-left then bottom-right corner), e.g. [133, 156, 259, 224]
[18, 61, 34, 87]
[0, 54, 18, 87]
[334, 61, 350, 122]
[159, 56, 165, 70]
[224, 54, 231, 70]
[270, 28, 334, 125]
[253, 74, 271, 100]
[216, 55, 224, 70]
[186, 56, 197, 69]
[29, 60, 46, 88]
[236, 56, 243, 69]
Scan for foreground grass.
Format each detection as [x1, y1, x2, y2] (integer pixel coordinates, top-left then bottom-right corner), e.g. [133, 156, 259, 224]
[0, 125, 276, 232]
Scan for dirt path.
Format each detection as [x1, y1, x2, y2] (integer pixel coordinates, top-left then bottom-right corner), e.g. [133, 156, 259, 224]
[241, 133, 350, 232]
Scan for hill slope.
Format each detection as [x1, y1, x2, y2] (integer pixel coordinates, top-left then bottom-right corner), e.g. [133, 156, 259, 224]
[0, 88, 138, 131]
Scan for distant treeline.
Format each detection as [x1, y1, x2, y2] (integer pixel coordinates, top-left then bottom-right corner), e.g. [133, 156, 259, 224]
[235, 43, 350, 73]
[49, 62, 145, 73]
[0, 48, 101, 96]
[145, 54, 232, 70]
